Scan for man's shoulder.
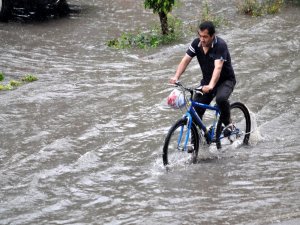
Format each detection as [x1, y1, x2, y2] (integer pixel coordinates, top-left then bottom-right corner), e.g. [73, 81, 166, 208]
[187, 38, 200, 56]
[216, 36, 228, 47]
[191, 38, 200, 46]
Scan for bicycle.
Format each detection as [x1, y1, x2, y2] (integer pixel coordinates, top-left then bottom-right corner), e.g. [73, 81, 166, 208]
[163, 81, 251, 166]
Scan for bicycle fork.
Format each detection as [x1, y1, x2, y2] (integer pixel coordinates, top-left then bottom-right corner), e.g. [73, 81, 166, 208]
[177, 113, 193, 151]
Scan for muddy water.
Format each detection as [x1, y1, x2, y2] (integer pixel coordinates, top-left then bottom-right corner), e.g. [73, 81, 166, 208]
[0, 0, 299, 224]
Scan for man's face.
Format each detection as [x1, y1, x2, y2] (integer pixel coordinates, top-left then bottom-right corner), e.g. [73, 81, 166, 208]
[198, 29, 214, 48]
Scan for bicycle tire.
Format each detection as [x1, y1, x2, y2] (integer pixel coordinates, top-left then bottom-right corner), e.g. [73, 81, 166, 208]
[217, 102, 251, 146]
[162, 118, 199, 166]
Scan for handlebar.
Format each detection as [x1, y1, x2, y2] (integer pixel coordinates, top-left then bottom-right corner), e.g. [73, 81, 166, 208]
[174, 81, 203, 95]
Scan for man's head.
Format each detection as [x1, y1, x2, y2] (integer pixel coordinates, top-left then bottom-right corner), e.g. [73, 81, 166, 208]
[198, 21, 216, 48]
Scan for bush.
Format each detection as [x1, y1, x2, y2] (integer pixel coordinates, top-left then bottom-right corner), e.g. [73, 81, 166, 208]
[107, 14, 183, 49]
[21, 74, 38, 82]
[265, 0, 284, 14]
[237, 0, 284, 16]
[0, 72, 4, 81]
[237, 0, 264, 16]
[0, 73, 38, 91]
[10, 80, 22, 87]
[201, 1, 226, 27]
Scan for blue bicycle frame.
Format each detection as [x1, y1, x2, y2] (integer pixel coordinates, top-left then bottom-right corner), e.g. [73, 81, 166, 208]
[178, 99, 221, 151]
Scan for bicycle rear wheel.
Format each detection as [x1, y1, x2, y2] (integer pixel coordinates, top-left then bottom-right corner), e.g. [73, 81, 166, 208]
[218, 102, 251, 147]
[162, 118, 199, 166]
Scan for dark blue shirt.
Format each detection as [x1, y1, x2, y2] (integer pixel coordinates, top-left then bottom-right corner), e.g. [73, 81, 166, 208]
[186, 36, 236, 87]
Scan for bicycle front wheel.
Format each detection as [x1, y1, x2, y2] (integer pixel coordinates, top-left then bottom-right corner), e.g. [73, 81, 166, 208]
[162, 118, 199, 166]
[218, 102, 251, 146]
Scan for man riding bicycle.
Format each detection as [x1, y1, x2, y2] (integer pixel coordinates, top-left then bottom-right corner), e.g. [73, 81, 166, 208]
[169, 21, 236, 149]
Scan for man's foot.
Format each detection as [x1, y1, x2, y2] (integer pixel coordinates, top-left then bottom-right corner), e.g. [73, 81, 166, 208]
[187, 145, 194, 153]
[223, 123, 235, 137]
[216, 141, 222, 149]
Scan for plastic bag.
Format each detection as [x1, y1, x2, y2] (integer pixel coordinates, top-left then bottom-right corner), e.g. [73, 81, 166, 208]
[167, 89, 186, 109]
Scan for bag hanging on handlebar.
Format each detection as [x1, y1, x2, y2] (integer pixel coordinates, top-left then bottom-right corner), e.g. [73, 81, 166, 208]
[167, 89, 186, 109]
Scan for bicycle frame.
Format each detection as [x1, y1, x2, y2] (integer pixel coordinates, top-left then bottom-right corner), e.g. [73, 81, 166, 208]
[172, 81, 245, 151]
[164, 83, 251, 166]
[178, 96, 220, 151]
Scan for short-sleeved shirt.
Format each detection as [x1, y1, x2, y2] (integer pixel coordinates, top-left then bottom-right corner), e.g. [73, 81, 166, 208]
[186, 36, 236, 88]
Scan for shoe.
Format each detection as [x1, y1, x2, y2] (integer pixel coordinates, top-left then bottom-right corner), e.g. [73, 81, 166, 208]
[187, 145, 194, 153]
[223, 124, 235, 137]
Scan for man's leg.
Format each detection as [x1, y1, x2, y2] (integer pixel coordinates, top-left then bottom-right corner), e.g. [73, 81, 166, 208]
[215, 80, 235, 148]
[193, 92, 214, 120]
[189, 92, 214, 149]
[216, 80, 235, 125]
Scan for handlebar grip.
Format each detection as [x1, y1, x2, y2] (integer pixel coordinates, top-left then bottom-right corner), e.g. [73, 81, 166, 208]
[195, 86, 203, 95]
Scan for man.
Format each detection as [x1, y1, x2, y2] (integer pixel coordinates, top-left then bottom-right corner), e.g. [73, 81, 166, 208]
[169, 21, 236, 149]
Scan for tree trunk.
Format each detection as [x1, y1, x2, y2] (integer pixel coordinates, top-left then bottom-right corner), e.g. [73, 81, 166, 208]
[0, 0, 12, 22]
[159, 11, 169, 35]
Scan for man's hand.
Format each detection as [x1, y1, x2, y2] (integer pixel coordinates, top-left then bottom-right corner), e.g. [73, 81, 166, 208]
[202, 85, 213, 93]
[202, 60, 223, 93]
[169, 77, 178, 84]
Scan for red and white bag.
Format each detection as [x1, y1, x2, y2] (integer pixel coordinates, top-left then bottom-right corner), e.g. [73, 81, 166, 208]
[167, 89, 186, 109]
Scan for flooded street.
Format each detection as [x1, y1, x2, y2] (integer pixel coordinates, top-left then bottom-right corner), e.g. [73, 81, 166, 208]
[0, 0, 299, 224]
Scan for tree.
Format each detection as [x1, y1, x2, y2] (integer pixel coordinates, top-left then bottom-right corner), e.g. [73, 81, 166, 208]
[144, 0, 176, 35]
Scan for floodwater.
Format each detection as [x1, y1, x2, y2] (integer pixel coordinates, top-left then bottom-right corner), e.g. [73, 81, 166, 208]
[0, 0, 299, 224]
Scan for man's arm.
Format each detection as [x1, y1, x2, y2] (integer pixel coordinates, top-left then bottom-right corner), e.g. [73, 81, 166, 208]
[169, 54, 192, 84]
[202, 59, 224, 93]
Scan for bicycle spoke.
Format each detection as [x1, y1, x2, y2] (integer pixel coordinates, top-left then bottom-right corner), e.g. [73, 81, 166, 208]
[163, 118, 199, 166]
[220, 102, 251, 147]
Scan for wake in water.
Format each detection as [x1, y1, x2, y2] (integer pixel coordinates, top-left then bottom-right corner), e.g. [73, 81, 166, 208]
[151, 110, 263, 173]
[247, 111, 263, 146]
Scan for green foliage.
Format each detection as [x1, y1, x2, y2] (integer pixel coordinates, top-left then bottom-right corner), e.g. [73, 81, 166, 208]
[107, 32, 159, 49]
[237, 0, 263, 16]
[0, 85, 7, 90]
[144, 0, 177, 35]
[265, 0, 284, 14]
[201, 1, 226, 27]
[10, 80, 22, 87]
[0, 72, 4, 81]
[144, 0, 175, 14]
[107, 15, 182, 49]
[0, 73, 38, 91]
[237, 0, 284, 16]
[21, 74, 38, 82]
[0, 83, 13, 90]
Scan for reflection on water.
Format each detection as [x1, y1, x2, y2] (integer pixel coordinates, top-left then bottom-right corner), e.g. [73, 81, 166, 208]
[0, 0, 299, 224]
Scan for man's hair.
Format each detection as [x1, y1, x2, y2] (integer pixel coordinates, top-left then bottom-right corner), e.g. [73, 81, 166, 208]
[199, 21, 215, 36]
